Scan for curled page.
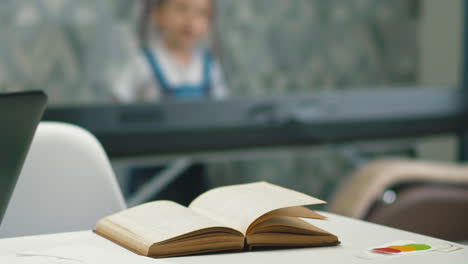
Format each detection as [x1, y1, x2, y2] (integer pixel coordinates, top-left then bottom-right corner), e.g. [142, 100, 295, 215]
[189, 182, 325, 234]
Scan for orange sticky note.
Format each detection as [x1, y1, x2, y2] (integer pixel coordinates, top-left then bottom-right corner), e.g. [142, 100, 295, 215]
[388, 245, 417, 252]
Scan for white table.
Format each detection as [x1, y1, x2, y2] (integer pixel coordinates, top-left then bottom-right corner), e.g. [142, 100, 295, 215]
[1, 213, 466, 264]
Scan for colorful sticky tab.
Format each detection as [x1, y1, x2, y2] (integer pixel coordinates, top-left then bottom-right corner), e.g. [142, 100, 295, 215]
[371, 243, 431, 255]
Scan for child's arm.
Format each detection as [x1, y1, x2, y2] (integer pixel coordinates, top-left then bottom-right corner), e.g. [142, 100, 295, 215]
[112, 51, 161, 103]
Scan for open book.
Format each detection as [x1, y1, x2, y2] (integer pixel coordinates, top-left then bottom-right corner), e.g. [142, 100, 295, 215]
[96, 182, 339, 258]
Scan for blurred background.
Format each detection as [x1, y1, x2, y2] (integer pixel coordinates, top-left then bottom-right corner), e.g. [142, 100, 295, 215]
[0, 1, 459, 99]
[1, 0, 467, 241]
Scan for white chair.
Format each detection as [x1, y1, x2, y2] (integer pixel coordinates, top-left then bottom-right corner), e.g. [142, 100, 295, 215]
[0, 122, 126, 238]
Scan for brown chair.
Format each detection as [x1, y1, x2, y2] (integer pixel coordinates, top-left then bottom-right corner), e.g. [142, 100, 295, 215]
[328, 159, 468, 243]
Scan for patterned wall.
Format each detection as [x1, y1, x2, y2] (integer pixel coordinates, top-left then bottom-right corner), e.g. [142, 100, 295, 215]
[0, 0, 420, 201]
[215, 0, 419, 96]
[0, 0, 137, 103]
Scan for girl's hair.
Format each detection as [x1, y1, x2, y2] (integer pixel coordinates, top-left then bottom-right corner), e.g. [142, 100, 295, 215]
[138, 0, 159, 45]
[138, 0, 223, 60]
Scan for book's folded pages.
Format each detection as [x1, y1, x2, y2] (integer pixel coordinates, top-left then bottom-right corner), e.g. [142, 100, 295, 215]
[96, 182, 339, 258]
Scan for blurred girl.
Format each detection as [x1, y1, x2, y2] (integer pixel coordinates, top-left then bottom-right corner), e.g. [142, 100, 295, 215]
[115, 0, 227, 205]
[113, 0, 227, 102]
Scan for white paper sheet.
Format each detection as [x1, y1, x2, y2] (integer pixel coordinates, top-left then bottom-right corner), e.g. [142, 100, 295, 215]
[0, 256, 58, 264]
[1, 245, 173, 264]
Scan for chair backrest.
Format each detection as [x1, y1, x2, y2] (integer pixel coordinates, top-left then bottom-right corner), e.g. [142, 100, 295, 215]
[0, 122, 126, 238]
[365, 184, 468, 242]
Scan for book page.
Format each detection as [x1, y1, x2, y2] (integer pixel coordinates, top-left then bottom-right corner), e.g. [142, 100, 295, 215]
[189, 182, 325, 234]
[247, 206, 326, 233]
[96, 201, 236, 255]
[248, 217, 332, 236]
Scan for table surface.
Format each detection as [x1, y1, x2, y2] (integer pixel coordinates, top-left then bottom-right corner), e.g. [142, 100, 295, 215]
[0, 213, 466, 264]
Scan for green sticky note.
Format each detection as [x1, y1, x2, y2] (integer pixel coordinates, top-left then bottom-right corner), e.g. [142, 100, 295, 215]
[406, 244, 431, 250]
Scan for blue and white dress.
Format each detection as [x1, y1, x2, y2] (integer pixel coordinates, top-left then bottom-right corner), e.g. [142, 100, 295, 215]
[113, 40, 228, 102]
